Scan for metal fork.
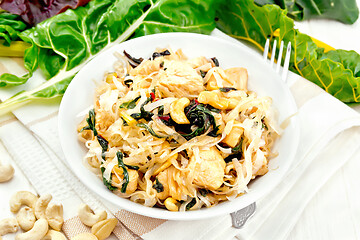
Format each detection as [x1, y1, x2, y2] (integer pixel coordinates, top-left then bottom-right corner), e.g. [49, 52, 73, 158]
[263, 38, 292, 82]
[230, 39, 292, 229]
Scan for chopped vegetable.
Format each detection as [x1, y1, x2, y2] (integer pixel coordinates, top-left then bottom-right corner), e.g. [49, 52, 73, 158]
[116, 151, 129, 193]
[136, 123, 168, 138]
[101, 167, 117, 191]
[186, 198, 196, 210]
[211, 57, 219, 67]
[219, 87, 237, 92]
[152, 178, 164, 193]
[119, 96, 141, 109]
[81, 109, 97, 136]
[119, 111, 137, 126]
[123, 50, 144, 68]
[152, 49, 171, 60]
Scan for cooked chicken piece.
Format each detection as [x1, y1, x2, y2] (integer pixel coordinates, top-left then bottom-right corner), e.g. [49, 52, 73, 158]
[187, 147, 226, 190]
[112, 166, 139, 194]
[156, 166, 187, 201]
[187, 56, 211, 69]
[156, 60, 204, 98]
[129, 57, 164, 76]
[252, 149, 268, 177]
[95, 108, 115, 135]
[224, 67, 248, 90]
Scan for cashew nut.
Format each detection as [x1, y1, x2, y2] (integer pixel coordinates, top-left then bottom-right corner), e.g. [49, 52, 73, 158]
[71, 232, 97, 240]
[164, 197, 179, 211]
[45, 203, 64, 231]
[91, 218, 118, 240]
[0, 162, 15, 182]
[10, 191, 38, 213]
[78, 204, 107, 227]
[16, 207, 36, 231]
[0, 218, 18, 235]
[170, 97, 190, 124]
[35, 194, 52, 220]
[15, 218, 48, 240]
[198, 91, 229, 109]
[41, 230, 67, 240]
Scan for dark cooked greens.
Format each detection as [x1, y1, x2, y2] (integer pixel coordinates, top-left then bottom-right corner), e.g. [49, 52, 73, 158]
[255, 0, 359, 24]
[116, 151, 129, 193]
[101, 167, 117, 191]
[81, 109, 97, 136]
[136, 123, 168, 139]
[152, 178, 164, 193]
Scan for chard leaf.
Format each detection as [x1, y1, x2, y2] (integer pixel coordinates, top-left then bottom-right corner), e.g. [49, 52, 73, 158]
[152, 178, 164, 193]
[0, 0, 217, 114]
[120, 96, 141, 109]
[255, 0, 359, 24]
[0, 13, 28, 46]
[101, 167, 117, 191]
[216, 0, 360, 103]
[186, 198, 196, 210]
[137, 123, 168, 138]
[116, 151, 129, 193]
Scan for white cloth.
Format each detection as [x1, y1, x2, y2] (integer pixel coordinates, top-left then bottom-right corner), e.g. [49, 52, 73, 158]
[1, 29, 360, 240]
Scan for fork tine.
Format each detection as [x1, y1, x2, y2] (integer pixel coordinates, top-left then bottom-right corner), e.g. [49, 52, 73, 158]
[276, 41, 284, 73]
[281, 42, 292, 82]
[263, 39, 270, 60]
[270, 39, 277, 67]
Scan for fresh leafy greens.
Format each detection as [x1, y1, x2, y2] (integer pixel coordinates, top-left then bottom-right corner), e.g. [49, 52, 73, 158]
[1, 0, 360, 114]
[255, 0, 359, 24]
[216, 0, 360, 103]
[0, 12, 28, 46]
[0, 0, 91, 26]
[0, 0, 217, 114]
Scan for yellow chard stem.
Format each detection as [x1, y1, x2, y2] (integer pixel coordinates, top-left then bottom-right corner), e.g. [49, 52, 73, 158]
[0, 41, 31, 57]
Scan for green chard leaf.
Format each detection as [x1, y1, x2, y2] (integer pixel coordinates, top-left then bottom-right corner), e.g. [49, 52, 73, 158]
[116, 151, 129, 193]
[101, 167, 117, 191]
[186, 198, 196, 210]
[152, 178, 164, 193]
[137, 123, 168, 138]
[120, 96, 141, 109]
[0, 0, 217, 115]
[0, 12, 28, 46]
[216, 0, 360, 103]
[255, 0, 359, 24]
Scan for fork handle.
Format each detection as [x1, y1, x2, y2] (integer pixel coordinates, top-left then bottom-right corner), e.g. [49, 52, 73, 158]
[230, 202, 256, 229]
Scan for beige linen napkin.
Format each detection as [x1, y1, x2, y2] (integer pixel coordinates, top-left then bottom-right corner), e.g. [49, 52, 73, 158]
[1, 31, 360, 239]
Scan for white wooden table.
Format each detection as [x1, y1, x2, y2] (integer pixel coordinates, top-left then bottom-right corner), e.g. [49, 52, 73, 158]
[1, 3, 360, 240]
[288, 4, 360, 239]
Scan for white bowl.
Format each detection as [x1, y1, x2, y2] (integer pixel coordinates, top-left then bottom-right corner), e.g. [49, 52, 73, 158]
[58, 32, 300, 221]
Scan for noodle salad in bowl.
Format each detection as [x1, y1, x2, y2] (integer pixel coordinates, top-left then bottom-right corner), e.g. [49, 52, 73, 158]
[77, 48, 279, 212]
[59, 33, 299, 220]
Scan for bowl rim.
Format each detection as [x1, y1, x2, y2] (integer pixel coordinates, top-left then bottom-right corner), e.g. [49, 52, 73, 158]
[58, 32, 300, 220]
